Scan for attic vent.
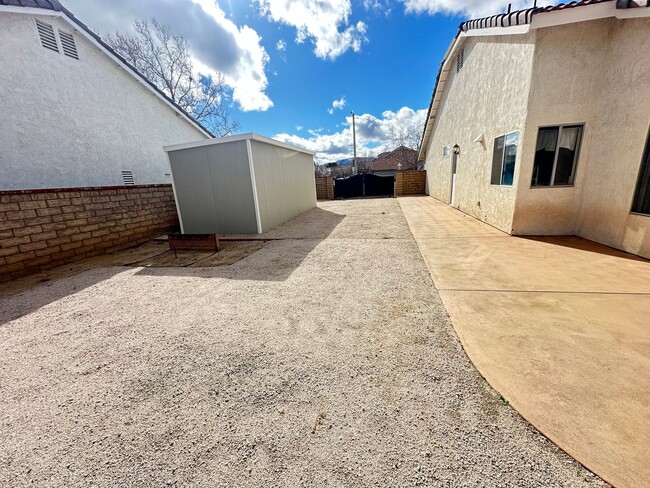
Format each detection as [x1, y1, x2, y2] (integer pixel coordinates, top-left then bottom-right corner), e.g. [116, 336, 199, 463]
[456, 47, 465, 74]
[35, 20, 59, 53]
[122, 170, 134, 185]
[59, 31, 78, 59]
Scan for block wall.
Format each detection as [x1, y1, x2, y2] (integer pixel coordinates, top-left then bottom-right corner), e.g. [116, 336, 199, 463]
[0, 184, 178, 281]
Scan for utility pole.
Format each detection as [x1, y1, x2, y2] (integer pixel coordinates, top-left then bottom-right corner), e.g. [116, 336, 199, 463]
[350, 110, 357, 174]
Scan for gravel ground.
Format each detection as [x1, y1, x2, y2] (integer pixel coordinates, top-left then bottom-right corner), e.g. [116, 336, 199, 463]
[0, 199, 607, 487]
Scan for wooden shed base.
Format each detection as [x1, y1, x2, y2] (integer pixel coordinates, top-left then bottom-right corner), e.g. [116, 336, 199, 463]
[168, 233, 220, 254]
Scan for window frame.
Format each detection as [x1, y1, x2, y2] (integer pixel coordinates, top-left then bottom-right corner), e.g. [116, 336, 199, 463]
[630, 125, 650, 217]
[490, 130, 519, 187]
[530, 123, 584, 189]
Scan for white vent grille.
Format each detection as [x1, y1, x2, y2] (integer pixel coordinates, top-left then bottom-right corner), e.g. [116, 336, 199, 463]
[456, 47, 465, 74]
[122, 170, 134, 185]
[59, 31, 78, 59]
[36, 20, 59, 53]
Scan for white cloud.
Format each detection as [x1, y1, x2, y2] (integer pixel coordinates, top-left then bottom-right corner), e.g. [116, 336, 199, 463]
[327, 96, 346, 114]
[333, 97, 347, 109]
[276, 39, 286, 51]
[62, 0, 272, 111]
[401, 0, 547, 18]
[363, 0, 391, 15]
[257, 0, 368, 60]
[274, 106, 427, 163]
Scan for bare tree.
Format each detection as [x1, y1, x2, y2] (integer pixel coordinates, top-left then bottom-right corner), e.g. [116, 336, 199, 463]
[107, 19, 238, 136]
[385, 119, 423, 170]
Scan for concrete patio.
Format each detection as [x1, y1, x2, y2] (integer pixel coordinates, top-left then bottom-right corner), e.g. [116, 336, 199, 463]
[399, 196, 650, 488]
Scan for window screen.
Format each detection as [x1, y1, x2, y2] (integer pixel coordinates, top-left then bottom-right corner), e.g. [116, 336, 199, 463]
[631, 128, 650, 215]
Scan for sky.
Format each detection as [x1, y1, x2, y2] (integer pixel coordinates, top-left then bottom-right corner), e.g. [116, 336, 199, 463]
[63, 0, 544, 163]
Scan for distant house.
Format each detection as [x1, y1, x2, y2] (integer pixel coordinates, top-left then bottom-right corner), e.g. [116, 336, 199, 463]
[0, 0, 211, 191]
[419, 0, 650, 259]
[372, 146, 418, 173]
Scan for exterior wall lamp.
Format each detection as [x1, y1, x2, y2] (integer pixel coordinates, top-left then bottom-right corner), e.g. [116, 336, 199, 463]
[452, 144, 460, 155]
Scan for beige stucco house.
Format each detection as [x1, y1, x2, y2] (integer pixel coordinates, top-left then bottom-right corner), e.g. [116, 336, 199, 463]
[419, 0, 650, 259]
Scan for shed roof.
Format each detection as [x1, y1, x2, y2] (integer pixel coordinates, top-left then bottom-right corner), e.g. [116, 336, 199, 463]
[164, 133, 316, 156]
[0, 0, 213, 138]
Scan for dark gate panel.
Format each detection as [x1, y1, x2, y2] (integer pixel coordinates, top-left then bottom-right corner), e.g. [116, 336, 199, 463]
[334, 174, 364, 199]
[364, 173, 395, 197]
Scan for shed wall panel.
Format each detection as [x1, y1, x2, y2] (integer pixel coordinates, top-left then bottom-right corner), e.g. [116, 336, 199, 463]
[168, 141, 258, 234]
[250, 140, 317, 232]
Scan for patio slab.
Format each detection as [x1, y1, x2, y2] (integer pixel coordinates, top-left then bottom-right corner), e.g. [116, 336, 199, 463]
[399, 195, 650, 488]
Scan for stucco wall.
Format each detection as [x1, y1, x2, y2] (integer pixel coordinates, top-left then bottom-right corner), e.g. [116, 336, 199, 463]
[0, 12, 208, 191]
[577, 17, 650, 259]
[512, 17, 650, 259]
[423, 34, 536, 232]
[512, 19, 612, 236]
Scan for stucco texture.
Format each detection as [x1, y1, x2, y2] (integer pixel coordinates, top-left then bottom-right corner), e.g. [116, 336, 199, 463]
[512, 17, 650, 260]
[0, 13, 207, 190]
[423, 34, 536, 233]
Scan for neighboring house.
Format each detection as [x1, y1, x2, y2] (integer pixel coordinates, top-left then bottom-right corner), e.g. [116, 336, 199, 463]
[0, 0, 211, 191]
[419, 0, 650, 259]
[372, 146, 418, 172]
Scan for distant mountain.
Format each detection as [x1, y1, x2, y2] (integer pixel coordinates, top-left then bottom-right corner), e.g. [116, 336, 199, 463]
[331, 157, 374, 167]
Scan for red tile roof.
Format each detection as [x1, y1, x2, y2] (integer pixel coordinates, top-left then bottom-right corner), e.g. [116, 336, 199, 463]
[461, 0, 613, 32]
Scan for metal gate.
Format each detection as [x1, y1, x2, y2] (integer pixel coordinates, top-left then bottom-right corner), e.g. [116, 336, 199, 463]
[334, 174, 364, 199]
[365, 173, 394, 197]
[334, 173, 395, 199]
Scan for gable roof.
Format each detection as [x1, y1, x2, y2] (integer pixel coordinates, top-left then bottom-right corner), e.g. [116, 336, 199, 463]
[0, 0, 213, 138]
[418, 0, 649, 161]
[372, 146, 418, 171]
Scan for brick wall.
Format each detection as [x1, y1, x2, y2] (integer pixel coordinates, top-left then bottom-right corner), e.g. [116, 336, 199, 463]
[0, 184, 178, 282]
[315, 176, 334, 200]
[395, 170, 426, 196]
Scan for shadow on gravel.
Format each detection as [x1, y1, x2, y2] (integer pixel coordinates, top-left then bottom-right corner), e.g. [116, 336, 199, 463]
[133, 207, 345, 282]
[0, 267, 127, 327]
[0, 208, 345, 326]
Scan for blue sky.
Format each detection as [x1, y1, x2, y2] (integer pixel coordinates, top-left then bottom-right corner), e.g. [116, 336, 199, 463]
[63, 0, 540, 162]
[223, 1, 459, 138]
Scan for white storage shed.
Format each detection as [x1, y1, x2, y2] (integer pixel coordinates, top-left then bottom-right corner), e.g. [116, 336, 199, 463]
[165, 133, 317, 235]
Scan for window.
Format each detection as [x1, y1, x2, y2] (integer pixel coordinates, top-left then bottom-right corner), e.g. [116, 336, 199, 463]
[36, 19, 59, 53]
[122, 170, 134, 185]
[456, 47, 464, 74]
[491, 131, 519, 186]
[532, 125, 583, 187]
[631, 128, 650, 215]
